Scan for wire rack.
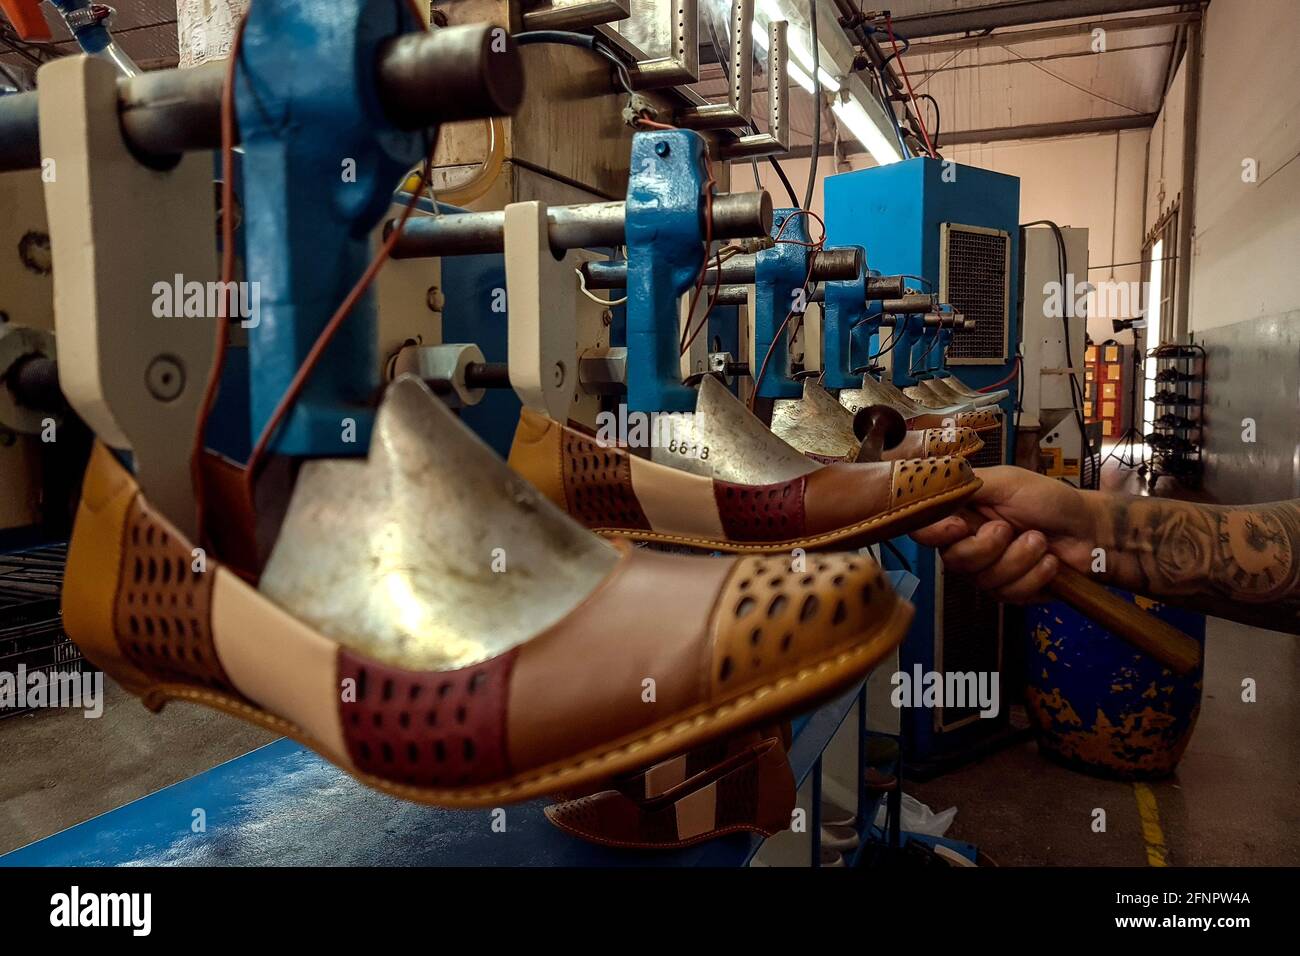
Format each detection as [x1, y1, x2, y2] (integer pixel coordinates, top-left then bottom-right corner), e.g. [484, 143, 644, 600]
[0, 544, 83, 719]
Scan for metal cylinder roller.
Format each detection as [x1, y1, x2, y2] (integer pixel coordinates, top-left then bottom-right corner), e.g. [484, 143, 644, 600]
[0, 24, 523, 172]
[578, 245, 862, 291]
[388, 190, 773, 259]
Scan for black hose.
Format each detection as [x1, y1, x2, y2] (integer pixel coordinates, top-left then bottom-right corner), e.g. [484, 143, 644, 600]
[767, 156, 800, 208]
[803, 0, 820, 211]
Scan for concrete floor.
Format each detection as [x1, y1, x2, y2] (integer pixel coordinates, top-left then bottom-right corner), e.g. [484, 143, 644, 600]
[0, 680, 275, 856]
[910, 616, 1300, 866]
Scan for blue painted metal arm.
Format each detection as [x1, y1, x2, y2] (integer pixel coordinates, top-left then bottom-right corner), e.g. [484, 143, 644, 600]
[752, 208, 813, 400]
[820, 262, 865, 391]
[624, 130, 709, 414]
[237, 0, 426, 457]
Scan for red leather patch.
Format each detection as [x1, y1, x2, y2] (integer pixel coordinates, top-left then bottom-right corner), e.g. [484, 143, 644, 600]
[338, 649, 516, 788]
[561, 433, 652, 531]
[712, 477, 807, 542]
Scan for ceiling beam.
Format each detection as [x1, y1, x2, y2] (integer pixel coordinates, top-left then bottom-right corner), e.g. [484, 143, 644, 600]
[911, 40, 1173, 75]
[935, 113, 1158, 146]
[889, 0, 1197, 40]
[902, 11, 1201, 58]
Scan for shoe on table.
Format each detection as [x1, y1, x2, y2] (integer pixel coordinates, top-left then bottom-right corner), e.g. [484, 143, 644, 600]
[62, 376, 915, 808]
[508, 375, 980, 554]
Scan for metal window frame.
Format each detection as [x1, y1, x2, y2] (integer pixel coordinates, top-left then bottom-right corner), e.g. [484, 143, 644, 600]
[940, 221, 1012, 366]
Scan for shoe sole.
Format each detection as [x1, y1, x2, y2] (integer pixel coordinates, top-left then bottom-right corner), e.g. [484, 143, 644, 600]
[588, 476, 981, 555]
[135, 598, 913, 808]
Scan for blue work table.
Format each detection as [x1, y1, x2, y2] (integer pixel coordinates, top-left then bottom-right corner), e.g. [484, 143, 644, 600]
[4, 573, 916, 867]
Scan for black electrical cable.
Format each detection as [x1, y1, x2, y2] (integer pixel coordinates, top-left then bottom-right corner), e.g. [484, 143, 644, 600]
[881, 539, 913, 576]
[919, 93, 941, 148]
[803, 0, 820, 211]
[767, 156, 801, 208]
[512, 29, 634, 95]
[1023, 219, 1096, 468]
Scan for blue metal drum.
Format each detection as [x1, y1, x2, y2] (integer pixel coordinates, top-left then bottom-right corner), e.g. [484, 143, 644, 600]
[1025, 592, 1207, 779]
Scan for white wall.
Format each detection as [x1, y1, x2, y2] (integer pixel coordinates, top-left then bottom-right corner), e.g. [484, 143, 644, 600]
[947, 132, 1150, 346]
[1187, 0, 1300, 333]
[758, 132, 1149, 346]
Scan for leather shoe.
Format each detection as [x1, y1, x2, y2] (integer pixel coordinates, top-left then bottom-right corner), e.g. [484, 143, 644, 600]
[63, 376, 914, 808]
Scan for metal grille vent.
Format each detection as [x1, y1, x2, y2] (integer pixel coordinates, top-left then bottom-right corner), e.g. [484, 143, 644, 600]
[936, 568, 1002, 732]
[967, 417, 1005, 468]
[941, 224, 1010, 362]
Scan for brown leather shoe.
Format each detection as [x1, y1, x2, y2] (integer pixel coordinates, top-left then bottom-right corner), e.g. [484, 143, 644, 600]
[773, 379, 984, 462]
[63, 376, 912, 808]
[839, 374, 1001, 433]
[544, 734, 795, 849]
[508, 379, 980, 554]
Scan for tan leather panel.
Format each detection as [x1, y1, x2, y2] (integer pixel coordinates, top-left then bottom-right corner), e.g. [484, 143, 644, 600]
[62, 443, 153, 695]
[210, 570, 352, 766]
[507, 407, 567, 510]
[890, 457, 974, 506]
[644, 755, 688, 797]
[920, 427, 984, 458]
[629, 456, 726, 540]
[707, 553, 901, 699]
[506, 547, 736, 772]
[674, 782, 718, 840]
[115, 497, 234, 692]
[957, 409, 1000, 432]
[801, 462, 894, 536]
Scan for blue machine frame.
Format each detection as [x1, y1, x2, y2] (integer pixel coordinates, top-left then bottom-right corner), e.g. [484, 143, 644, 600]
[825, 157, 1022, 765]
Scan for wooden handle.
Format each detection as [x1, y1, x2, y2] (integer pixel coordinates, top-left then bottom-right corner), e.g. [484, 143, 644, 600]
[956, 509, 1202, 675]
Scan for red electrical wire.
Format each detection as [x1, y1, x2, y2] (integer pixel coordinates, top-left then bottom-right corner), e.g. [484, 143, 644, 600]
[885, 15, 937, 159]
[190, 0, 432, 548]
[979, 354, 1022, 391]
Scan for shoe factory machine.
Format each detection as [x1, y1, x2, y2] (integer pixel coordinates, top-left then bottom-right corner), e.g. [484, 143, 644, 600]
[0, 0, 1097, 863]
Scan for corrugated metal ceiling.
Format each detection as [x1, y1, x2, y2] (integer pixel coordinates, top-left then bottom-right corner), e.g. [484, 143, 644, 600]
[2, 1, 1184, 146]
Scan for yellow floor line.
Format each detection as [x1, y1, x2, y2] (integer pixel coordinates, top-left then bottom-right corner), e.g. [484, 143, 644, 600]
[1133, 782, 1168, 867]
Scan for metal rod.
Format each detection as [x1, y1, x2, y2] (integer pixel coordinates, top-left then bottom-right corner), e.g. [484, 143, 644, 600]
[7, 355, 62, 411]
[881, 294, 937, 314]
[579, 245, 862, 290]
[463, 362, 511, 389]
[889, 0, 1183, 39]
[0, 24, 523, 173]
[389, 191, 773, 259]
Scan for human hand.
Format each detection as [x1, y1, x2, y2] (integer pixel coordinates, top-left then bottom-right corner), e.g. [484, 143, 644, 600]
[911, 465, 1100, 603]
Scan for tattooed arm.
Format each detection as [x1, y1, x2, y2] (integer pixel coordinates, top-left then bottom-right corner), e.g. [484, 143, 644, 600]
[912, 466, 1300, 635]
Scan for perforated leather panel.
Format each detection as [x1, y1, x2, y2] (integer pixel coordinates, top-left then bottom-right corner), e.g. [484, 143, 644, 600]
[710, 553, 896, 695]
[337, 648, 515, 788]
[712, 478, 807, 542]
[113, 498, 234, 692]
[561, 433, 651, 530]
